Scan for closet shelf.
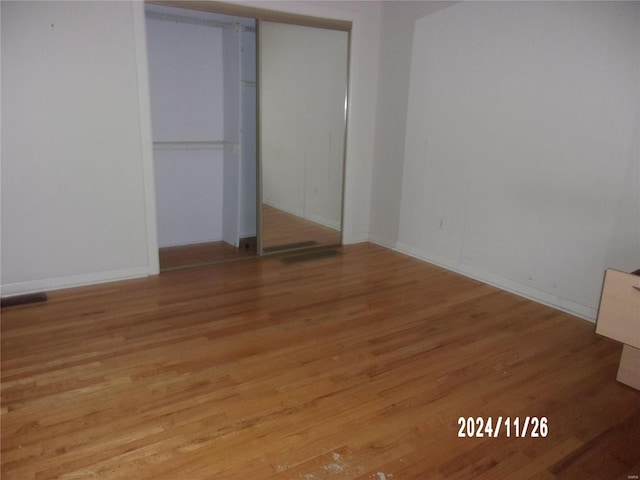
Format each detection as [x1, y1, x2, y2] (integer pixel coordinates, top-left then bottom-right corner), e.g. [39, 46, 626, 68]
[153, 140, 238, 151]
[146, 10, 255, 32]
[146, 10, 232, 29]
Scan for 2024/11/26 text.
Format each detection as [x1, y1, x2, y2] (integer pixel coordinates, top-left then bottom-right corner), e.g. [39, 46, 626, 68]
[457, 416, 548, 438]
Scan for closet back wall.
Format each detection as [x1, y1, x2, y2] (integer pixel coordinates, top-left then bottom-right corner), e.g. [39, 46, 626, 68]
[146, 13, 225, 248]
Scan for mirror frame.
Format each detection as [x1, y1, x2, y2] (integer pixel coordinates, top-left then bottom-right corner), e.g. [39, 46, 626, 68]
[257, 20, 351, 256]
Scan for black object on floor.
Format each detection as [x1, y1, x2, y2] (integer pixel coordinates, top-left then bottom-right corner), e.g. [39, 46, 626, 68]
[1, 292, 48, 308]
[281, 249, 342, 265]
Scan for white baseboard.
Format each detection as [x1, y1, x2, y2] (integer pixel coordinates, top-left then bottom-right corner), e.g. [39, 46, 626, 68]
[367, 234, 398, 250]
[1, 266, 151, 298]
[2, 237, 598, 324]
[158, 236, 224, 249]
[455, 261, 597, 322]
[304, 211, 341, 231]
[367, 236, 597, 323]
[346, 232, 370, 244]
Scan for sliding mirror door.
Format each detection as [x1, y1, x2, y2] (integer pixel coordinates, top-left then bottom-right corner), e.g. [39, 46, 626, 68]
[259, 21, 349, 254]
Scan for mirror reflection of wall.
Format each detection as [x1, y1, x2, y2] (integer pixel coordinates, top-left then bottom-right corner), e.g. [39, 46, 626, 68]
[145, 5, 257, 270]
[259, 21, 349, 254]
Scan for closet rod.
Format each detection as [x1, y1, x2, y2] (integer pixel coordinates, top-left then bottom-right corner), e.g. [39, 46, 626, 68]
[145, 10, 254, 31]
[153, 140, 237, 151]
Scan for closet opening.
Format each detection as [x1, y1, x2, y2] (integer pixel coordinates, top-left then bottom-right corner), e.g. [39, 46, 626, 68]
[144, 4, 257, 271]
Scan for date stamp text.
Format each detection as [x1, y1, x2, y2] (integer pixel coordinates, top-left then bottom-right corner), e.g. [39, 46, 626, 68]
[457, 416, 548, 438]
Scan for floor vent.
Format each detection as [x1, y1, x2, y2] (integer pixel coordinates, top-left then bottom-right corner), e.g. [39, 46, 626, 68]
[1, 292, 48, 308]
[263, 240, 319, 253]
[281, 249, 342, 265]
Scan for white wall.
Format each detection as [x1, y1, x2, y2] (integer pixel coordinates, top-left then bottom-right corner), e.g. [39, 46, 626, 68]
[260, 21, 348, 230]
[369, 2, 453, 244]
[372, 1, 640, 321]
[1, 1, 156, 295]
[146, 8, 225, 248]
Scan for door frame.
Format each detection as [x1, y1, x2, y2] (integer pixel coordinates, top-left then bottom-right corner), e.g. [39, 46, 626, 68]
[134, 0, 353, 272]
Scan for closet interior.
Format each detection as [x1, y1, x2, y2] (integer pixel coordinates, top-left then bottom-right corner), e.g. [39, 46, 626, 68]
[145, 4, 257, 270]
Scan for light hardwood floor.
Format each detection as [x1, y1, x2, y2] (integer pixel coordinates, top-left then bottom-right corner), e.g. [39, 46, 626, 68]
[158, 205, 339, 271]
[262, 205, 341, 251]
[159, 241, 256, 271]
[2, 243, 639, 480]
